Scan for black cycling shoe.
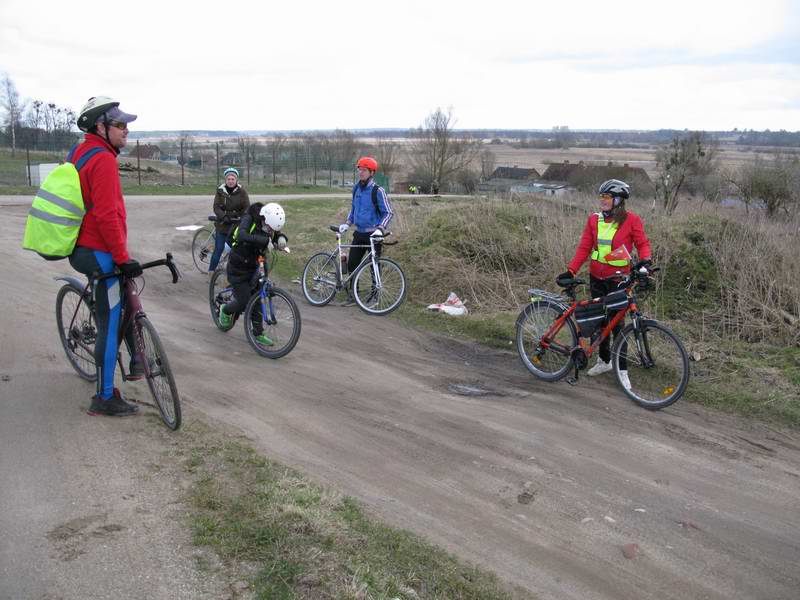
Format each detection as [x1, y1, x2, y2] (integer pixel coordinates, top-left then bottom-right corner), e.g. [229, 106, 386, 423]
[88, 389, 139, 417]
[127, 357, 145, 381]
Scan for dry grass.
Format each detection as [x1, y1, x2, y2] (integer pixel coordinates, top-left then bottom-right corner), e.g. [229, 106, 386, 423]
[392, 193, 799, 345]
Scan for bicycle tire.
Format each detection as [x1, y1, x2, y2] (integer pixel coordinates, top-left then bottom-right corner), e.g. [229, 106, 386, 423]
[192, 226, 215, 273]
[209, 269, 235, 331]
[244, 287, 302, 359]
[56, 284, 97, 381]
[136, 316, 181, 430]
[352, 257, 407, 316]
[612, 320, 689, 410]
[515, 300, 577, 381]
[301, 251, 338, 306]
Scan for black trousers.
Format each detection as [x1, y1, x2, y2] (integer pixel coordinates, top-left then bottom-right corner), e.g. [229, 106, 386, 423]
[346, 231, 382, 274]
[590, 276, 628, 370]
[222, 267, 263, 335]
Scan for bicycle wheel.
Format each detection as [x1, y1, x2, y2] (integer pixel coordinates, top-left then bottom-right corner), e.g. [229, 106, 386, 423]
[192, 226, 215, 273]
[56, 284, 97, 381]
[244, 286, 302, 359]
[515, 300, 577, 381]
[301, 251, 338, 306]
[209, 268, 235, 331]
[136, 316, 181, 430]
[352, 257, 407, 316]
[612, 320, 689, 410]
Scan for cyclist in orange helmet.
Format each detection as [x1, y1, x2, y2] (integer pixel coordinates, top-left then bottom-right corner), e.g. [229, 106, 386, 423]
[337, 156, 394, 306]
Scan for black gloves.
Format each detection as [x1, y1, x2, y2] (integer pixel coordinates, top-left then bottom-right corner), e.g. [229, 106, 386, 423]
[556, 271, 574, 286]
[119, 259, 143, 279]
[222, 215, 232, 224]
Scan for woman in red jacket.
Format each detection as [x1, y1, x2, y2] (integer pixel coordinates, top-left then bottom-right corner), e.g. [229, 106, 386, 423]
[558, 179, 652, 388]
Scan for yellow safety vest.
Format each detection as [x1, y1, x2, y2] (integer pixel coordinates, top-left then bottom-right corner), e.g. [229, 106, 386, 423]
[590, 213, 628, 267]
[22, 146, 105, 259]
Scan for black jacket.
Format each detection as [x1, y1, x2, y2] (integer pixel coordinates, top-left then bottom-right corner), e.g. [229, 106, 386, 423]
[226, 203, 287, 283]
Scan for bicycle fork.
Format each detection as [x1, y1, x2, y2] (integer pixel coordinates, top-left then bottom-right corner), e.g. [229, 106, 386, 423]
[630, 317, 655, 368]
[259, 292, 277, 325]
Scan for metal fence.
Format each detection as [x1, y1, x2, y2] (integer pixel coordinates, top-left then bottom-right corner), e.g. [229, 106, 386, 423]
[1, 138, 394, 190]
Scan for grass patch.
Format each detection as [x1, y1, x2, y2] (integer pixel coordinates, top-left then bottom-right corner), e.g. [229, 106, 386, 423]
[181, 422, 529, 599]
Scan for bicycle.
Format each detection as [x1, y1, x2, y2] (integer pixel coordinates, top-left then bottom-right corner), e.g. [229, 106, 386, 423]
[191, 215, 239, 273]
[515, 261, 689, 410]
[301, 226, 407, 316]
[209, 249, 301, 359]
[55, 253, 183, 429]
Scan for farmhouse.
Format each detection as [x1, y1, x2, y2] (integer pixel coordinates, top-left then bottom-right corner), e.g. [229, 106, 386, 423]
[541, 160, 653, 193]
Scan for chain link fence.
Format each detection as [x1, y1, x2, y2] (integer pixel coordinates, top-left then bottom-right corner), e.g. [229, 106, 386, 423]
[0, 136, 394, 191]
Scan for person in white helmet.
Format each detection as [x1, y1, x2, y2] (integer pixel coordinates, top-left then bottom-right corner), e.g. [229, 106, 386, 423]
[216, 202, 288, 345]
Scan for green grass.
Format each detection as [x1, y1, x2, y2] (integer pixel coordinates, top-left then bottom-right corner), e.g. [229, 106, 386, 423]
[181, 422, 529, 599]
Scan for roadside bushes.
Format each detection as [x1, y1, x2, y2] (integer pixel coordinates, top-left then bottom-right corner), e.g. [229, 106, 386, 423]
[393, 194, 800, 346]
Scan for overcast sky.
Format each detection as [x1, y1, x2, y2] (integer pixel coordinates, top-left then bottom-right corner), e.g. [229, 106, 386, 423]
[1, 0, 798, 132]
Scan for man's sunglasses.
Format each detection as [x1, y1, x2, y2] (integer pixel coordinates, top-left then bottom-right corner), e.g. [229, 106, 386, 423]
[107, 120, 128, 130]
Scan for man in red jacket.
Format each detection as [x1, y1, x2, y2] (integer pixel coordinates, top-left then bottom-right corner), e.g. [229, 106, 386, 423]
[68, 96, 142, 417]
[560, 179, 652, 389]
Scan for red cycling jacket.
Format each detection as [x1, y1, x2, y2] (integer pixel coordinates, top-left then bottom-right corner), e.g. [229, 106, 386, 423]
[567, 211, 652, 280]
[73, 133, 130, 264]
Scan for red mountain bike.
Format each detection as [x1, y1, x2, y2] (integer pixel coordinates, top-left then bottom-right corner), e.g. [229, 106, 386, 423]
[515, 262, 689, 410]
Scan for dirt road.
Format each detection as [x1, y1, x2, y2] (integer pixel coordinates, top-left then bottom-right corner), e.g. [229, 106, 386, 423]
[1, 195, 799, 599]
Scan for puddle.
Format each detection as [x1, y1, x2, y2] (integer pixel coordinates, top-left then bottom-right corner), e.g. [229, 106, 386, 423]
[448, 383, 504, 397]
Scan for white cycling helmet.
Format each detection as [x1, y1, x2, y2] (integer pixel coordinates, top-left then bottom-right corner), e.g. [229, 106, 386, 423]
[260, 202, 285, 231]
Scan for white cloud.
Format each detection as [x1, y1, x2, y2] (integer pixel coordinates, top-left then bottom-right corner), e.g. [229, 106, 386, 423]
[0, 0, 797, 130]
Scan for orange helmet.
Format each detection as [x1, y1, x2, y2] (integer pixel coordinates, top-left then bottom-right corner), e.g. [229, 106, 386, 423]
[356, 156, 378, 172]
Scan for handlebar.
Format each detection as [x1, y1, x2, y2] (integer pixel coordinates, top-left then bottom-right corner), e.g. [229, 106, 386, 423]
[556, 261, 659, 295]
[208, 215, 241, 223]
[328, 225, 397, 245]
[93, 253, 181, 284]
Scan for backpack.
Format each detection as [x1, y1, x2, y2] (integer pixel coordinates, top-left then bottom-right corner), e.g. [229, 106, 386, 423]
[22, 145, 107, 260]
[352, 182, 382, 218]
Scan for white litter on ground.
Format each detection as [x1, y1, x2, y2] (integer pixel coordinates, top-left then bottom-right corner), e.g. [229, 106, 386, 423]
[175, 225, 205, 231]
[427, 292, 468, 316]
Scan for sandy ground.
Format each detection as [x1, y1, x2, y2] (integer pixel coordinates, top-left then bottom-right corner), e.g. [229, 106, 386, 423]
[1, 194, 799, 600]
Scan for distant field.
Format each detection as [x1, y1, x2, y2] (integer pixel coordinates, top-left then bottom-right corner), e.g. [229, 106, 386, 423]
[483, 143, 778, 178]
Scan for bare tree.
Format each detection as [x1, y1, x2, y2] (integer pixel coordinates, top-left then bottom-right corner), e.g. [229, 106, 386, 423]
[728, 153, 800, 217]
[237, 136, 259, 184]
[654, 131, 715, 215]
[479, 147, 496, 180]
[265, 134, 286, 184]
[331, 129, 357, 185]
[1, 73, 24, 155]
[407, 107, 481, 192]
[374, 134, 400, 179]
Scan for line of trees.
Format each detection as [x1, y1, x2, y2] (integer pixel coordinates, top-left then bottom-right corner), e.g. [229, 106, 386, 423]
[1, 73, 79, 154]
[654, 131, 800, 217]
